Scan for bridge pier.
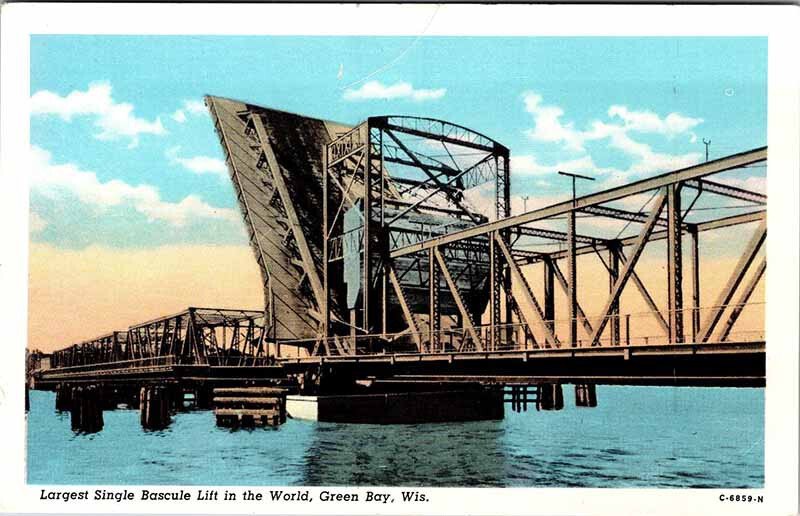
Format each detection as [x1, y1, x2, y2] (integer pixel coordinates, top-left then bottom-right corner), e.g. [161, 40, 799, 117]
[55, 383, 73, 412]
[574, 384, 598, 408]
[166, 384, 182, 412]
[97, 385, 128, 410]
[507, 385, 534, 412]
[70, 385, 104, 433]
[139, 386, 171, 430]
[536, 383, 564, 411]
[195, 386, 213, 410]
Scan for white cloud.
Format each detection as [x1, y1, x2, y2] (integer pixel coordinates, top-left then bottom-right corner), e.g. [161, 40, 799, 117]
[715, 176, 766, 194]
[30, 212, 48, 233]
[31, 82, 166, 148]
[608, 105, 703, 137]
[461, 182, 568, 220]
[343, 81, 446, 102]
[523, 92, 703, 154]
[171, 110, 187, 123]
[171, 99, 208, 124]
[512, 154, 619, 177]
[520, 91, 703, 179]
[166, 147, 228, 177]
[601, 127, 702, 175]
[523, 92, 586, 151]
[183, 99, 207, 114]
[30, 145, 237, 227]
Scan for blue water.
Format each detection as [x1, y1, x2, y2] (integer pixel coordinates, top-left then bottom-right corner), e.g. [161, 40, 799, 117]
[26, 387, 764, 487]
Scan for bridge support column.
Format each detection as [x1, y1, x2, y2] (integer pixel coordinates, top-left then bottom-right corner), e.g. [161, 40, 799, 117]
[124, 387, 141, 410]
[140, 386, 171, 430]
[166, 384, 182, 411]
[667, 183, 684, 343]
[55, 383, 73, 412]
[544, 258, 555, 339]
[574, 384, 598, 407]
[70, 385, 104, 433]
[98, 385, 125, 410]
[536, 383, 564, 411]
[609, 245, 621, 346]
[567, 211, 578, 347]
[195, 386, 213, 409]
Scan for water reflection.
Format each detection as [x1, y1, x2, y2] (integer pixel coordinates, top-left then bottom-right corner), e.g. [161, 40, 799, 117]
[299, 420, 509, 486]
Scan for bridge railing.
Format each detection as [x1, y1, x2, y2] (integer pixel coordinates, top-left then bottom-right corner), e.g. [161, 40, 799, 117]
[284, 302, 764, 357]
[40, 355, 179, 376]
[41, 353, 277, 376]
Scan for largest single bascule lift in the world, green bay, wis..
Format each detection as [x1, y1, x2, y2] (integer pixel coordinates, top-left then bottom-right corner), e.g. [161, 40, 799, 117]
[27, 95, 767, 431]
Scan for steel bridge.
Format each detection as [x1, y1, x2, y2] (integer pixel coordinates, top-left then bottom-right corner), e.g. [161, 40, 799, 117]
[32, 98, 766, 391]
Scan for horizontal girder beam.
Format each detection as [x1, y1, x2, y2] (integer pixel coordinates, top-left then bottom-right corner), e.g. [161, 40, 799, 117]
[685, 178, 766, 205]
[582, 205, 688, 229]
[384, 156, 458, 177]
[544, 209, 766, 262]
[390, 147, 767, 259]
[514, 226, 605, 246]
[391, 176, 461, 194]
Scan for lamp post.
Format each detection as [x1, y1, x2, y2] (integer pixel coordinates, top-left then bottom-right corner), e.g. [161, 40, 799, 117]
[557, 171, 595, 206]
[557, 170, 594, 348]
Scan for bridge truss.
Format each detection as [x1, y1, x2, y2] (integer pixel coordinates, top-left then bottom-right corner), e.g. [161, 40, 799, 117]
[322, 116, 512, 355]
[36, 101, 767, 388]
[49, 308, 270, 370]
[314, 145, 767, 356]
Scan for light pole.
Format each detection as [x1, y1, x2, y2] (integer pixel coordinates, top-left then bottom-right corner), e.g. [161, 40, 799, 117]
[557, 170, 595, 206]
[557, 170, 594, 348]
[702, 138, 711, 162]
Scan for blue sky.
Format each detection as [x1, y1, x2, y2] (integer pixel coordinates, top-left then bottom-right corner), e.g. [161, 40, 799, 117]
[29, 36, 767, 249]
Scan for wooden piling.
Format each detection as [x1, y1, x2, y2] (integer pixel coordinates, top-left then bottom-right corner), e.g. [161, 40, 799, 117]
[70, 385, 104, 433]
[575, 384, 598, 407]
[536, 383, 564, 411]
[139, 386, 171, 430]
[55, 383, 73, 412]
[195, 387, 213, 409]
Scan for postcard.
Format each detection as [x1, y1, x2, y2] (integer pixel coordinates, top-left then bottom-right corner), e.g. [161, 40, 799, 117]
[1, 3, 798, 515]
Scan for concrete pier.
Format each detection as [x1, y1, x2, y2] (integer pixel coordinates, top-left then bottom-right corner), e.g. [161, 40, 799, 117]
[287, 385, 504, 424]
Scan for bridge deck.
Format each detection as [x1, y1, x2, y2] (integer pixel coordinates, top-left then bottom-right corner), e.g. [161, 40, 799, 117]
[277, 341, 765, 387]
[35, 364, 284, 387]
[35, 341, 764, 388]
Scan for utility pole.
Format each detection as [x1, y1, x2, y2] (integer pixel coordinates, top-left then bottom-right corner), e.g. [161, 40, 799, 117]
[557, 171, 595, 208]
[521, 195, 530, 212]
[557, 171, 595, 347]
[702, 138, 711, 162]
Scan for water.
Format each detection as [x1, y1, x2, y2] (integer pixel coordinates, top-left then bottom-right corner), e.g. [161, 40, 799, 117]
[26, 387, 764, 488]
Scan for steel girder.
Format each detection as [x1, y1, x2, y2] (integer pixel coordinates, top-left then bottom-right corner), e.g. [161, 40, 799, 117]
[390, 147, 767, 259]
